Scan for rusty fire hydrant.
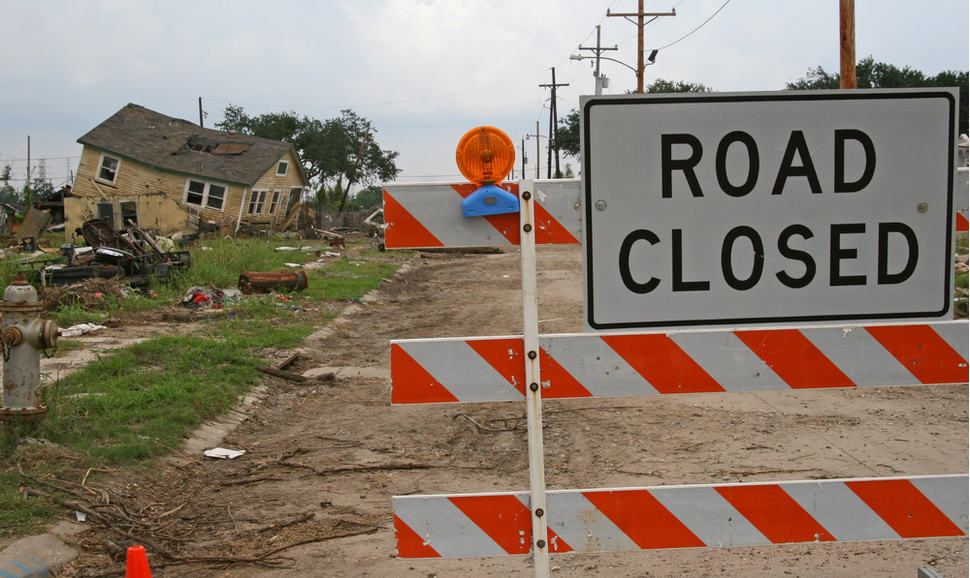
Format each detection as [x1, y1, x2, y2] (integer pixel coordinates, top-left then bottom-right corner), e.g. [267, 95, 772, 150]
[0, 272, 58, 420]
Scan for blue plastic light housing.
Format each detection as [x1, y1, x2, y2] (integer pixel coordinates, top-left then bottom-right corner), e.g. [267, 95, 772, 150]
[461, 184, 520, 217]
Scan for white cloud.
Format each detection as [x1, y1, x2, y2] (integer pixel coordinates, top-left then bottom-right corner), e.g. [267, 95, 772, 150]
[0, 0, 966, 183]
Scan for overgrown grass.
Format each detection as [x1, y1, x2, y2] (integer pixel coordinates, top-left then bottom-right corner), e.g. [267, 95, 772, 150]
[40, 335, 261, 460]
[0, 235, 406, 537]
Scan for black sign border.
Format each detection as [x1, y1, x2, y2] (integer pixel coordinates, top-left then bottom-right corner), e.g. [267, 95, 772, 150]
[582, 89, 958, 331]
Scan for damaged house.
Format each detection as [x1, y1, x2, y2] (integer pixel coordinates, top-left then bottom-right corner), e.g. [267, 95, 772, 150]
[68, 103, 309, 239]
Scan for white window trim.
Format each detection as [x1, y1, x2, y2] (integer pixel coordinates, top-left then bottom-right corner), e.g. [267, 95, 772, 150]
[247, 189, 269, 215]
[269, 189, 282, 214]
[183, 178, 227, 212]
[95, 153, 121, 186]
[276, 161, 288, 176]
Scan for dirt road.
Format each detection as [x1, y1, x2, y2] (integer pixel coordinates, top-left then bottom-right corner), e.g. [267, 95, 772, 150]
[58, 244, 967, 578]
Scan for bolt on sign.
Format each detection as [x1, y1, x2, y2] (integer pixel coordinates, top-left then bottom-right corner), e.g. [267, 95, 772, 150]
[581, 89, 959, 331]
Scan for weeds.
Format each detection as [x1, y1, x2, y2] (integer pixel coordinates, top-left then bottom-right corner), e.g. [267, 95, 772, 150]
[0, 235, 406, 537]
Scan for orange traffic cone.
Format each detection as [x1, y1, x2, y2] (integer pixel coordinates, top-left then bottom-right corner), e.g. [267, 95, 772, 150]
[126, 545, 152, 578]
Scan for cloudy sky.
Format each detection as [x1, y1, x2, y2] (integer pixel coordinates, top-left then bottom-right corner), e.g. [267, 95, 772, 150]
[2, 0, 967, 192]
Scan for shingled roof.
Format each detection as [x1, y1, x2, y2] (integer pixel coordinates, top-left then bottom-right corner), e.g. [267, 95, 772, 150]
[78, 103, 303, 187]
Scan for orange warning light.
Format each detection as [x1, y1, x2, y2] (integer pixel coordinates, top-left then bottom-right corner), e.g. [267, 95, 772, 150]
[456, 126, 515, 186]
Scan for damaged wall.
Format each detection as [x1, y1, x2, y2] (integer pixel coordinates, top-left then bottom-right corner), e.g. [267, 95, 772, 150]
[64, 193, 187, 240]
[72, 146, 244, 239]
[237, 148, 307, 231]
[72, 146, 307, 238]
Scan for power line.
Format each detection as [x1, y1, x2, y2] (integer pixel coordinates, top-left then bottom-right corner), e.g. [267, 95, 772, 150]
[0, 156, 79, 163]
[203, 69, 551, 113]
[655, 0, 732, 51]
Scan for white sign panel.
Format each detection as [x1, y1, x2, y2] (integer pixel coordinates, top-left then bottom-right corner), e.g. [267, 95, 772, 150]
[582, 90, 958, 331]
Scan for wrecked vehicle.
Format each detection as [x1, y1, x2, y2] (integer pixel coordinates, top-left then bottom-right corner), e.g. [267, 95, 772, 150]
[42, 219, 190, 286]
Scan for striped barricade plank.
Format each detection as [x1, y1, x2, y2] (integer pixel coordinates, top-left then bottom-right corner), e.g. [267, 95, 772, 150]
[383, 181, 581, 249]
[394, 475, 968, 558]
[390, 321, 969, 404]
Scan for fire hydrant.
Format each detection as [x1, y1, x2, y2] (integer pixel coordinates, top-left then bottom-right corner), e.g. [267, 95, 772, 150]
[0, 272, 58, 420]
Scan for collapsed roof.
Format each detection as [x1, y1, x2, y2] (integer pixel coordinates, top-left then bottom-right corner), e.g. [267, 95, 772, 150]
[77, 103, 305, 187]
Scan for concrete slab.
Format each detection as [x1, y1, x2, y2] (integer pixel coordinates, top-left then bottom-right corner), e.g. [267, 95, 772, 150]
[175, 385, 267, 460]
[303, 366, 390, 381]
[0, 533, 77, 578]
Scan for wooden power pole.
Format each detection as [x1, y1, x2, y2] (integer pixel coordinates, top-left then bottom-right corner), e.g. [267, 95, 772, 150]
[840, 0, 857, 89]
[540, 68, 568, 178]
[577, 25, 618, 95]
[607, 0, 676, 93]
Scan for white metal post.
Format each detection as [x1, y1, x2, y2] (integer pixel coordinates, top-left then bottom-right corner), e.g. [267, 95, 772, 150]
[518, 180, 549, 577]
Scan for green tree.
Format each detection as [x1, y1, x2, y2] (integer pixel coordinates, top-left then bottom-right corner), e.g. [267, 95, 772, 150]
[556, 78, 712, 159]
[216, 106, 401, 211]
[788, 56, 968, 133]
[0, 165, 19, 205]
[556, 109, 581, 160]
[21, 183, 32, 211]
[353, 185, 384, 210]
[31, 178, 53, 203]
[645, 79, 712, 93]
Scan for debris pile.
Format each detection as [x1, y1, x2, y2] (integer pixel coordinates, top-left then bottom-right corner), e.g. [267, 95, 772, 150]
[38, 277, 128, 310]
[42, 218, 190, 287]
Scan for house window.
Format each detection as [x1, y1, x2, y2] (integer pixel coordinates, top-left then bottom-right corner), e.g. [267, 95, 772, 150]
[276, 161, 288, 176]
[268, 190, 282, 214]
[183, 179, 227, 211]
[206, 184, 226, 210]
[288, 186, 303, 212]
[120, 200, 138, 227]
[96, 154, 120, 185]
[247, 189, 268, 215]
[96, 201, 115, 225]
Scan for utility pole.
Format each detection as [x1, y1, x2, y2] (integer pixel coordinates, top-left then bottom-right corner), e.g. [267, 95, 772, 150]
[199, 97, 205, 127]
[607, 1, 675, 93]
[576, 25, 618, 95]
[540, 68, 568, 178]
[840, 0, 856, 89]
[534, 121, 540, 179]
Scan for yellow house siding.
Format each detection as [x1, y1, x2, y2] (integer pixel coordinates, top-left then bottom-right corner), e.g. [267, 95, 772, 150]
[64, 194, 187, 239]
[71, 143, 308, 237]
[241, 149, 308, 228]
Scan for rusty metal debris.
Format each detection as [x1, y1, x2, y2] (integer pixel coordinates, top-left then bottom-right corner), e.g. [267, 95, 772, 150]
[238, 271, 308, 294]
[42, 219, 190, 286]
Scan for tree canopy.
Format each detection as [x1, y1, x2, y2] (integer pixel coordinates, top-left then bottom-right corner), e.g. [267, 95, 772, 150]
[644, 79, 712, 94]
[788, 56, 968, 134]
[0, 165, 19, 205]
[215, 107, 400, 207]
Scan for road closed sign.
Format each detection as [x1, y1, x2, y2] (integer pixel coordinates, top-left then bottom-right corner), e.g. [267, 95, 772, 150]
[581, 89, 958, 331]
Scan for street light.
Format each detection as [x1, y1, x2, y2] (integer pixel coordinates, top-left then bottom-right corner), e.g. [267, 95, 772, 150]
[525, 130, 549, 179]
[570, 50, 658, 94]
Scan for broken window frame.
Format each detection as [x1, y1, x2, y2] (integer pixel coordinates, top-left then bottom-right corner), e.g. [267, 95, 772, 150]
[96, 201, 115, 226]
[206, 184, 226, 210]
[268, 189, 282, 214]
[247, 189, 268, 215]
[287, 186, 303, 213]
[96, 153, 121, 185]
[183, 178, 227, 212]
[120, 200, 138, 227]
